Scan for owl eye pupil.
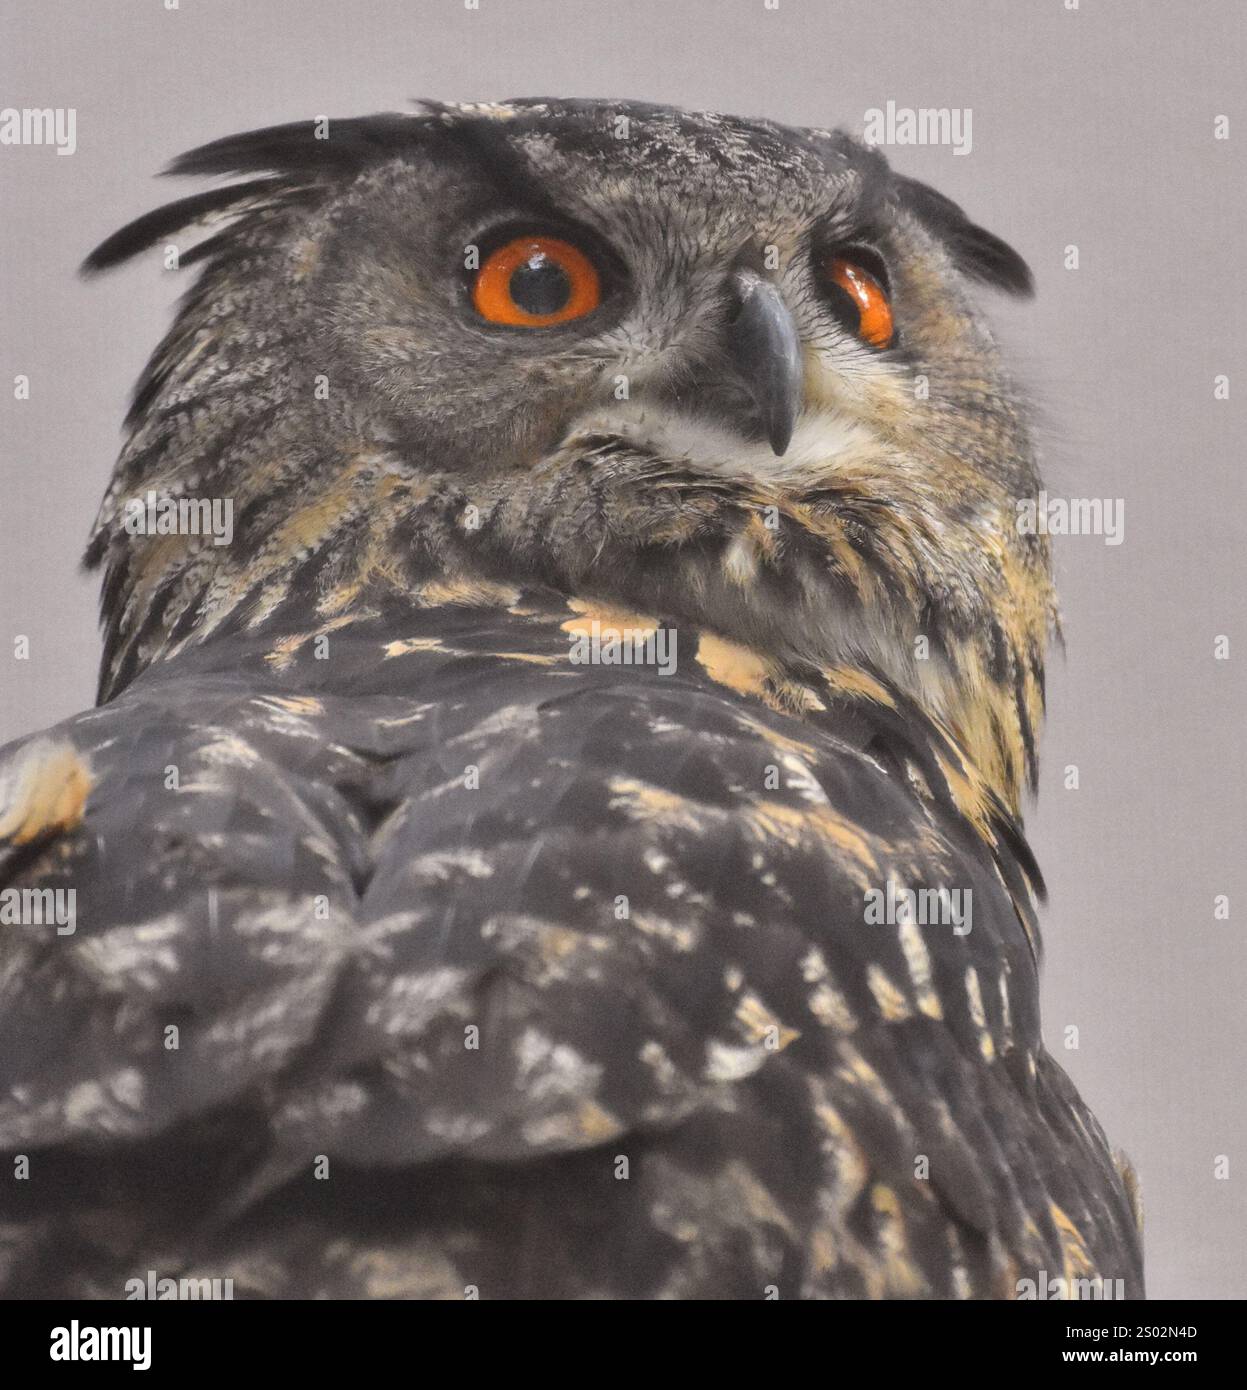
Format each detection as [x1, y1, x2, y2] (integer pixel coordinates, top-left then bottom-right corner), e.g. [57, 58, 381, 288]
[509, 255, 572, 317]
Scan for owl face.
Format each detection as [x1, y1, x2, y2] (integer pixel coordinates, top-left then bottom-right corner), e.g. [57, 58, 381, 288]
[304, 101, 1032, 495]
[86, 100, 1052, 810]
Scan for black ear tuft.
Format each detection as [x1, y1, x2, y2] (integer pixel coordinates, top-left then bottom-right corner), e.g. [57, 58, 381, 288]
[894, 175, 1034, 298]
[81, 179, 280, 274]
[83, 113, 437, 276]
[164, 113, 424, 180]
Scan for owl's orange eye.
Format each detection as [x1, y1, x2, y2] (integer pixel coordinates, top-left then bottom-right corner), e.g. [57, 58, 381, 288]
[472, 235, 602, 327]
[823, 255, 894, 348]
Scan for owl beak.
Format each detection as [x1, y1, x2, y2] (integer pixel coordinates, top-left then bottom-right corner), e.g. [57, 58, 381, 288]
[726, 269, 804, 456]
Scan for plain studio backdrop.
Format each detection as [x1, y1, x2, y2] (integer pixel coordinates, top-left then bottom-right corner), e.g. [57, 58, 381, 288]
[1, 0, 1242, 1300]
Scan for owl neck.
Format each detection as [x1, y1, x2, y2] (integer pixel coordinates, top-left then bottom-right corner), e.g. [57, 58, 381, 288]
[91, 428, 1051, 820]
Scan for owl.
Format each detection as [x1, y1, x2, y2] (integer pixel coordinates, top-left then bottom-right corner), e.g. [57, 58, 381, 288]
[0, 100, 1143, 1299]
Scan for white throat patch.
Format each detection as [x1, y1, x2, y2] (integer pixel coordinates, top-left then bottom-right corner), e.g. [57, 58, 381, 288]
[569, 400, 879, 486]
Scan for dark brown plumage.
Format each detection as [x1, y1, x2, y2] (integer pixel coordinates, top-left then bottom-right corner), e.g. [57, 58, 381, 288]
[0, 100, 1141, 1298]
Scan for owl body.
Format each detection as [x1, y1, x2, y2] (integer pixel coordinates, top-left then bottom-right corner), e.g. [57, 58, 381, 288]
[0, 100, 1142, 1298]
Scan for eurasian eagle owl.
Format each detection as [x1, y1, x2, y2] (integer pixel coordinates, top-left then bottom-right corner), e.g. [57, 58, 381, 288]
[0, 100, 1143, 1300]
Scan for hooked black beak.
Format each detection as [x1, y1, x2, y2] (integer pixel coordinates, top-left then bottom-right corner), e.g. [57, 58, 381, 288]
[726, 269, 803, 456]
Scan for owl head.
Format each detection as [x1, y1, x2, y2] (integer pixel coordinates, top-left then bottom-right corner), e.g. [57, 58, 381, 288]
[85, 99, 1052, 810]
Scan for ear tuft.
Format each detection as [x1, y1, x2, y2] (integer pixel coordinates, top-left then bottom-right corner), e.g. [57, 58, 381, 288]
[82, 113, 441, 276]
[81, 179, 282, 275]
[894, 175, 1034, 298]
[163, 113, 424, 180]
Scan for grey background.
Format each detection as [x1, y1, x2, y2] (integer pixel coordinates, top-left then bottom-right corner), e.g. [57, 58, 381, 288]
[1, 0, 1242, 1299]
